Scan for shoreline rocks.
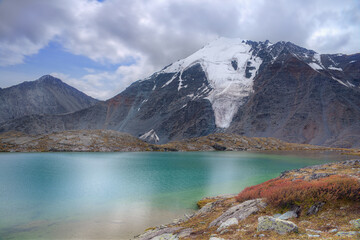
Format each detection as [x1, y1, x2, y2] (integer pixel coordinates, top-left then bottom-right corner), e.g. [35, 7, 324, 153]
[257, 216, 298, 234]
[135, 159, 360, 239]
[209, 199, 266, 228]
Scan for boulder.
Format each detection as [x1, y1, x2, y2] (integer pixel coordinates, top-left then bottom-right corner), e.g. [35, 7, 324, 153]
[335, 231, 360, 237]
[306, 229, 322, 234]
[350, 218, 360, 229]
[307, 202, 325, 215]
[276, 210, 297, 220]
[195, 201, 218, 216]
[137, 227, 182, 240]
[257, 216, 298, 234]
[177, 228, 193, 238]
[209, 199, 266, 227]
[307, 234, 320, 237]
[151, 233, 178, 240]
[308, 173, 332, 180]
[212, 144, 227, 151]
[216, 217, 238, 232]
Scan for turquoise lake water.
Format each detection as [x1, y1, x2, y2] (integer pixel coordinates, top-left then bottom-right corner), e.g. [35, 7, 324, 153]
[0, 151, 350, 239]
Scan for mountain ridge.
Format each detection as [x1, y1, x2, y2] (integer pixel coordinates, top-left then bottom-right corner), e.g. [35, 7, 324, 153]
[1, 38, 359, 147]
[0, 75, 99, 124]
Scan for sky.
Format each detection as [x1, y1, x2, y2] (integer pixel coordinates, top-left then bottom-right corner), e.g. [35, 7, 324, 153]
[0, 0, 359, 100]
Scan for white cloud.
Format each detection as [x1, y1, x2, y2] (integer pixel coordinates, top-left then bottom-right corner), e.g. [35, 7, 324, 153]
[51, 56, 155, 100]
[0, 0, 71, 66]
[1, 0, 360, 98]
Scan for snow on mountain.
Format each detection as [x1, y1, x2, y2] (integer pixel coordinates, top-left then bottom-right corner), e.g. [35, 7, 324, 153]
[162, 37, 263, 128]
[328, 66, 343, 71]
[140, 129, 160, 143]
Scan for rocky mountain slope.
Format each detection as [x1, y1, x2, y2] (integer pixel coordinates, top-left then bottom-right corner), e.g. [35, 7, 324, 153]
[1, 38, 359, 147]
[0, 75, 98, 123]
[2, 131, 360, 155]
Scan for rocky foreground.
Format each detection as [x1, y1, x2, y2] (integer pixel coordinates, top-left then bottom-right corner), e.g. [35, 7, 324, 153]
[1, 130, 360, 155]
[136, 160, 360, 240]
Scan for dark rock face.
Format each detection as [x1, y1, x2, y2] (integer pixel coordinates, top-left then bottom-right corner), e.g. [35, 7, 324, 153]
[227, 51, 360, 148]
[307, 202, 325, 215]
[0, 75, 98, 123]
[0, 65, 216, 143]
[212, 144, 227, 151]
[1, 40, 359, 147]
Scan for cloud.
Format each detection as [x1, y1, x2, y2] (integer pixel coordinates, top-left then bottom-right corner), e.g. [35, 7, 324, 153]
[0, 0, 71, 65]
[52, 56, 154, 100]
[1, 0, 359, 99]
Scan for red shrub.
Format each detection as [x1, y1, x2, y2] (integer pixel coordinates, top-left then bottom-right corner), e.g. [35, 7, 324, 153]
[236, 175, 360, 208]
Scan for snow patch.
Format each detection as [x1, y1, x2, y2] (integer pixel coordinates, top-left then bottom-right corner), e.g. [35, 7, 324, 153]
[308, 53, 324, 72]
[178, 71, 183, 91]
[328, 66, 343, 71]
[152, 84, 156, 91]
[139, 129, 159, 143]
[332, 77, 349, 87]
[350, 60, 357, 63]
[161, 73, 178, 88]
[308, 62, 323, 71]
[162, 37, 263, 128]
[347, 81, 355, 87]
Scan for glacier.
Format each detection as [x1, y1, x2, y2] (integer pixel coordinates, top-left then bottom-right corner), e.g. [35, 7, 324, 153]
[161, 37, 263, 128]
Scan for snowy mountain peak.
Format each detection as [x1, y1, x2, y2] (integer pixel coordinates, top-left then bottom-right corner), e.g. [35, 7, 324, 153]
[162, 37, 264, 128]
[155, 38, 356, 130]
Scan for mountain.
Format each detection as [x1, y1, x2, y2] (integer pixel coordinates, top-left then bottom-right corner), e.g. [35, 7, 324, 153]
[1, 38, 359, 147]
[0, 75, 98, 123]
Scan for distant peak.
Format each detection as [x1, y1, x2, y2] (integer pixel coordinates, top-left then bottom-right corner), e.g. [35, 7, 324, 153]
[37, 75, 63, 84]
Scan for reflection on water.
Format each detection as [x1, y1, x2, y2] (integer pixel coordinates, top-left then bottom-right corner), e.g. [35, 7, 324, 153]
[0, 151, 351, 239]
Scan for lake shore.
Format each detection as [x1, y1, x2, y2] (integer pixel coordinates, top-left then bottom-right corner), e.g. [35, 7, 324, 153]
[136, 159, 360, 240]
[1, 130, 360, 157]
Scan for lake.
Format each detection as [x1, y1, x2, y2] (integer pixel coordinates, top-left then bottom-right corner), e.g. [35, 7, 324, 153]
[0, 151, 351, 239]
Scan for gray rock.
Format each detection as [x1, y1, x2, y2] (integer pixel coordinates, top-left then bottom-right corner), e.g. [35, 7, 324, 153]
[350, 218, 360, 229]
[151, 233, 178, 240]
[212, 144, 227, 151]
[277, 210, 297, 220]
[307, 234, 320, 237]
[216, 218, 238, 232]
[195, 201, 218, 216]
[209, 237, 225, 240]
[335, 231, 360, 237]
[328, 228, 338, 233]
[309, 173, 332, 180]
[257, 216, 298, 234]
[307, 202, 325, 215]
[177, 228, 193, 238]
[209, 199, 266, 227]
[137, 227, 182, 240]
[306, 229, 322, 234]
[219, 229, 229, 235]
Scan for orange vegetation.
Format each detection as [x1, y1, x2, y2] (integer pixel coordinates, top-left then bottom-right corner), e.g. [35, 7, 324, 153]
[236, 175, 360, 209]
